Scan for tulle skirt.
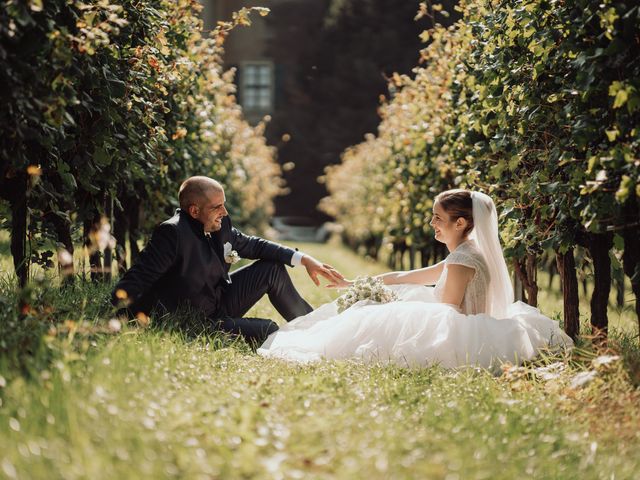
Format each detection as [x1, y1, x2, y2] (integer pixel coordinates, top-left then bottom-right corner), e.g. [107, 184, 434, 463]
[257, 285, 573, 369]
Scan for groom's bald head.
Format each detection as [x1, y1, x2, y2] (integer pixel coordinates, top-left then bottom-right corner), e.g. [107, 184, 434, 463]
[179, 176, 223, 210]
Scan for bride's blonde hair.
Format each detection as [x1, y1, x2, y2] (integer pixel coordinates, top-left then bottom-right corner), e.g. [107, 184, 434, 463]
[434, 189, 474, 236]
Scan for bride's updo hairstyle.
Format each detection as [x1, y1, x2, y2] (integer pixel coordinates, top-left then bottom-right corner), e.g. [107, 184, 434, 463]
[434, 189, 474, 236]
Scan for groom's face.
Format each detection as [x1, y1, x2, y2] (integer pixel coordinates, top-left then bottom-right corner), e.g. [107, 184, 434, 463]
[194, 188, 228, 232]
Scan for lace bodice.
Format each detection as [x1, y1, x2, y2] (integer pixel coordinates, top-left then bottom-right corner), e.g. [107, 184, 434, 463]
[433, 240, 490, 315]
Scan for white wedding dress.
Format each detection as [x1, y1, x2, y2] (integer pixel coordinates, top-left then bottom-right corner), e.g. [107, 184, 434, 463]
[258, 240, 573, 369]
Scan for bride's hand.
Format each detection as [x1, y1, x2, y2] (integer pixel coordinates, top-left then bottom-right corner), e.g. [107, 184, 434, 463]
[325, 278, 353, 289]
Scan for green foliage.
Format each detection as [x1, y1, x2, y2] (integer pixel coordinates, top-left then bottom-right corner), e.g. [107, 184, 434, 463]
[322, 0, 640, 328]
[450, 0, 640, 250]
[0, 0, 283, 279]
[0, 274, 114, 379]
[325, 0, 639, 248]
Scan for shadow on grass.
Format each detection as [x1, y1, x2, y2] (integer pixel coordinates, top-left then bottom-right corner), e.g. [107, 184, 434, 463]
[150, 304, 254, 353]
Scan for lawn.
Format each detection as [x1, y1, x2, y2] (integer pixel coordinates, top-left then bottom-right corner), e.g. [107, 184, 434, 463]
[0, 238, 639, 479]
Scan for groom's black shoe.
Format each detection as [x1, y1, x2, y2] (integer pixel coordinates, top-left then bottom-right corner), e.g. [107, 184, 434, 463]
[216, 316, 279, 346]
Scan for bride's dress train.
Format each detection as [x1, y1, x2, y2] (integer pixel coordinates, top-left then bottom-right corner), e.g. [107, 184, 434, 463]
[258, 285, 571, 368]
[258, 241, 573, 369]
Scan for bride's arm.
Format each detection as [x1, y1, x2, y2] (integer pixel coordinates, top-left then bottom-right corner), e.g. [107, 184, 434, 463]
[439, 264, 475, 309]
[376, 261, 446, 286]
[325, 261, 446, 288]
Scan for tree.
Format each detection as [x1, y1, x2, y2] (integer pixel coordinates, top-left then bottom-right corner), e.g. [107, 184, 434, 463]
[0, 1, 282, 285]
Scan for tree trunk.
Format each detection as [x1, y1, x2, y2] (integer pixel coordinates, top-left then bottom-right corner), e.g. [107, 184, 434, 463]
[45, 211, 75, 284]
[371, 237, 380, 261]
[364, 235, 381, 261]
[408, 245, 416, 270]
[434, 242, 446, 263]
[83, 214, 103, 282]
[387, 247, 395, 269]
[103, 196, 113, 282]
[9, 176, 28, 287]
[513, 254, 538, 307]
[394, 244, 405, 270]
[420, 247, 430, 268]
[587, 232, 613, 338]
[525, 253, 538, 306]
[113, 203, 128, 274]
[128, 198, 141, 262]
[621, 201, 640, 335]
[513, 266, 524, 302]
[556, 248, 580, 340]
[614, 266, 624, 308]
[548, 257, 556, 289]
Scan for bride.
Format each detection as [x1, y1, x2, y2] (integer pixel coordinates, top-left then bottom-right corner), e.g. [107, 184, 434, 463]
[258, 190, 573, 368]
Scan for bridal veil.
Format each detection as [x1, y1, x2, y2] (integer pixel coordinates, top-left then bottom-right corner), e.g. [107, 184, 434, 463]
[469, 192, 514, 318]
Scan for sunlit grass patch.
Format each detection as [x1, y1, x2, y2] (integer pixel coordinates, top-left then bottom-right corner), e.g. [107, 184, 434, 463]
[0, 239, 639, 479]
[2, 333, 638, 479]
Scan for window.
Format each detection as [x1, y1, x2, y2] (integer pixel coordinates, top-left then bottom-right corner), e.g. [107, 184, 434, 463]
[240, 62, 273, 111]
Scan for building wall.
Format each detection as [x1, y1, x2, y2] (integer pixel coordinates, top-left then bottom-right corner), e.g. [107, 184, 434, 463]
[200, 0, 298, 124]
[200, 0, 331, 219]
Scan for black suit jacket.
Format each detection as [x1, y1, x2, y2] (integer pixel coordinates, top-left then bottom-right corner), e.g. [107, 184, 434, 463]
[112, 209, 296, 317]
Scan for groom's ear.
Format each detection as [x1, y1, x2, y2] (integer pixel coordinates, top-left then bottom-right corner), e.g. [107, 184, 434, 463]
[187, 204, 199, 218]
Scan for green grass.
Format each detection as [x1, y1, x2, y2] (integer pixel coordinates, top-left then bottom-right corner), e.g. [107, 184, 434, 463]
[0, 239, 639, 479]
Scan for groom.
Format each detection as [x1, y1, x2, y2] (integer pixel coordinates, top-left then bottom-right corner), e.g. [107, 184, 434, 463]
[112, 176, 344, 343]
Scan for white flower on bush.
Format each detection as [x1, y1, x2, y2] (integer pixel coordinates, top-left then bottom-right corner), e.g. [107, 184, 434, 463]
[57, 249, 73, 267]
[89, 218, 116, 252]
[569, 370, 598, 389]
[591, 355, 620, 369]
[336, 276, 398, 313]
[108, 318, 122, 333]
[533, 362, 566, 381]
[223, 242, 240, 264]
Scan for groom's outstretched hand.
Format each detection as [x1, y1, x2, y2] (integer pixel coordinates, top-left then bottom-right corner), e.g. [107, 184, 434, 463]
[301, 254, 345, 287]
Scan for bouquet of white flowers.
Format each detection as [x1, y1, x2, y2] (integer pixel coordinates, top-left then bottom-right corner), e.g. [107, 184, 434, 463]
[336, 276, 398, 313]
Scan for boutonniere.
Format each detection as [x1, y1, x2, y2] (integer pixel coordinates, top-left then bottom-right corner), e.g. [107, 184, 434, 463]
[223, 242, 240, 264]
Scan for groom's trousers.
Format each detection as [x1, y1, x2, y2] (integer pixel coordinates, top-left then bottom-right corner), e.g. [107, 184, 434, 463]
[215, 259, 313, 344]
